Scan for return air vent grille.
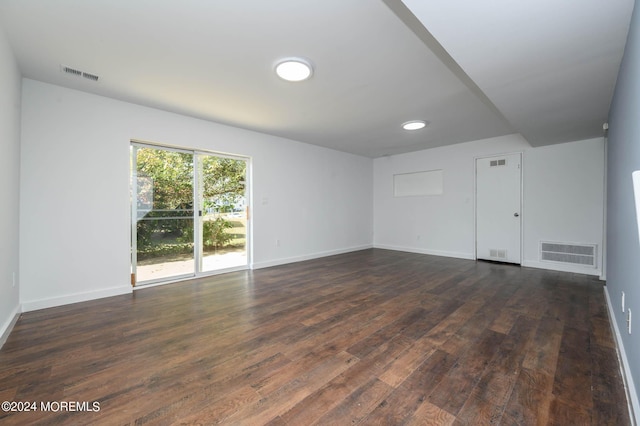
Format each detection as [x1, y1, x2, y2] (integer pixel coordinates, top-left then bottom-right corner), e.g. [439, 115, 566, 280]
[61, 65, 100, 82]
[540, 241, 596, 268]
[489, 249, 507, 260]
[490, 159, 506, 167]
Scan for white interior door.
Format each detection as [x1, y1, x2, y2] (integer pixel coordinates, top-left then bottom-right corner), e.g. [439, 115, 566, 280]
[476, 153, 522, 264]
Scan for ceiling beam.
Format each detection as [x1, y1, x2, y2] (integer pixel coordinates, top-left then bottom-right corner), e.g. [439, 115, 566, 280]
[381, 0, 515, 136]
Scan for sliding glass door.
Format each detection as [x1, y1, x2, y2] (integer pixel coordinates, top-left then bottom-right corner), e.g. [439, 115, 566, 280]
[198, 155, 248, 273]
[131, 143, 249, 286]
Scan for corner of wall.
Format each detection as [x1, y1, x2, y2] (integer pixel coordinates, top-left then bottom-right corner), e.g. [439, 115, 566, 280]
[604, 286, 640, 424]
[0, 303, 21, 350]
[0, 20, 22, 352]
[605, 0, 640, 421]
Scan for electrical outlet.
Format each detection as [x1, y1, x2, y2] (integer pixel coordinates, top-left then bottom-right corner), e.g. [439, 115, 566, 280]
[622, 291, 626, 312]
[628, 309, 632, 334]
[275, 239, 280, 247]
[12, 272, 16, 288]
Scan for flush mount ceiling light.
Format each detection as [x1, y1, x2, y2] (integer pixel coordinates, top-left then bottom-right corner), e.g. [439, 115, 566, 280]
[275, 58, 313, 82]
[402, 120, 428, 131]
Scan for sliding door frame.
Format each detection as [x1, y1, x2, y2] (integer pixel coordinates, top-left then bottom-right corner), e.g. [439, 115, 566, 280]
[131, 140, 251, 287]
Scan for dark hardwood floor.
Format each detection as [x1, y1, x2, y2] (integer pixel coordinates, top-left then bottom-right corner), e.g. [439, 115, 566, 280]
[0, 249, 631, 425]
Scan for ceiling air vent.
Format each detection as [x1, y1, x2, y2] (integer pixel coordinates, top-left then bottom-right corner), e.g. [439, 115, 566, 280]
[62, 65, 82, 77]
[61, 65, 99, 82]
[81, 72, 99, 81]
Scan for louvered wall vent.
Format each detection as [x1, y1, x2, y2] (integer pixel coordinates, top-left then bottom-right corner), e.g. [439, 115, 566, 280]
[61, 65, 99, 82]
[489, 249, 507, 260]
[540, 241, 597, 268]
[490, 159, 506, 167]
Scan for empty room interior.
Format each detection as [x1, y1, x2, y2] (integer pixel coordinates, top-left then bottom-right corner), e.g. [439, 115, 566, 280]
[1, 0, 640, 424]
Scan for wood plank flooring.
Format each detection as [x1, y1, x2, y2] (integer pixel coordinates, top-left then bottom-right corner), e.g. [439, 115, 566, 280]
[0, 249, 631, 425]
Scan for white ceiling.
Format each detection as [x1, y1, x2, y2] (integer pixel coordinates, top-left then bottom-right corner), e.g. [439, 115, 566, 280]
[0, 0, 634, 157]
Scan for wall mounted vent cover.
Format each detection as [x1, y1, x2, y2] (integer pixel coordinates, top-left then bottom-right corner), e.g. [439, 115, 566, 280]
[490, 159, 506, 167]
[489, 249, 507, 259]
[61, 65, 99, 82]
[540, 241, 596, 267]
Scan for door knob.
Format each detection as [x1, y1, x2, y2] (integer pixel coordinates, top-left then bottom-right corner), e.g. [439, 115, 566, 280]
[514, 213, 520, 217]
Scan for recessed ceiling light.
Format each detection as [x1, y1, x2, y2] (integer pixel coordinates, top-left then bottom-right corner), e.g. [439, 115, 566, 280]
[402, 120, 427, 131]
[275, 58, 313, 82]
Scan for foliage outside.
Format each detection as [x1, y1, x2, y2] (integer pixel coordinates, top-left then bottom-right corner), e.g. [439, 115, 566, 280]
[134, 147, 246, 260]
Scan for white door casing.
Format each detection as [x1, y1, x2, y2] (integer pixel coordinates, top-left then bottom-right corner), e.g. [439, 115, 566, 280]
[476, 153, 522, 264]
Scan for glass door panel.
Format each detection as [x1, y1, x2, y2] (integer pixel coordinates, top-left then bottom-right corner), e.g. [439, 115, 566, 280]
[133, 146, 195, 283]
[199, 154, 248, 272]
[131, 144, 249, 286]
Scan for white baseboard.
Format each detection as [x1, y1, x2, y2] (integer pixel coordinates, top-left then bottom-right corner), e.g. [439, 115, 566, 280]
[604, 286, 639, 425]
[0, 304, 22, 349]
[522, 260, 601, 276]
[21, 285, 132, 312]
[252, 244, 373, 270]
[373, 244, 475, 261]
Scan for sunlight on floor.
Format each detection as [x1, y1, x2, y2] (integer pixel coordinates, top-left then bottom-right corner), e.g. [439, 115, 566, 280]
[137, 251, 247, 282]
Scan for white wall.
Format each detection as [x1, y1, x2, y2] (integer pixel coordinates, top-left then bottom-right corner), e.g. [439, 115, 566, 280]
[18, 78, 606, 315]
[373, 134, 605, 276]
[606, 0, 640, 419]
[20, 79, 373, 311]
[0, 25, 22, 345]
[523, 138, 605, 273]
